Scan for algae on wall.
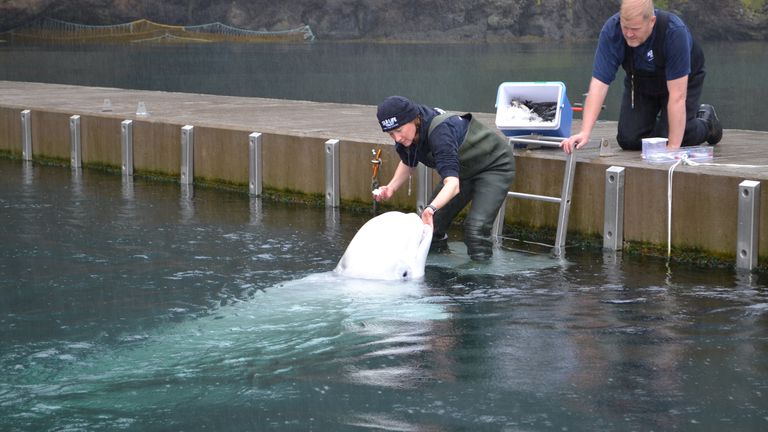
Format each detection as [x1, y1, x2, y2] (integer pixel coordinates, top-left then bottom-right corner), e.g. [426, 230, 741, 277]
[743, 0, 766, 10]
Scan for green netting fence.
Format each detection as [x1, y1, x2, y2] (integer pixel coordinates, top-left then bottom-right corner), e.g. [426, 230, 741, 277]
[0, 18, 315, 43]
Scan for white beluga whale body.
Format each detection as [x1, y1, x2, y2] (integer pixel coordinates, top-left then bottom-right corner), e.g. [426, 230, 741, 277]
[335, 211, 433, 280]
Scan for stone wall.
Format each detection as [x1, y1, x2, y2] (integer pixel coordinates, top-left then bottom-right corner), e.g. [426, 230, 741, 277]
[1, 0, 766, 42]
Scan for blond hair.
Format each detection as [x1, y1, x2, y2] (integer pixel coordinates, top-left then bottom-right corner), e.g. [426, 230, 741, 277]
[620, 0, 655, 21]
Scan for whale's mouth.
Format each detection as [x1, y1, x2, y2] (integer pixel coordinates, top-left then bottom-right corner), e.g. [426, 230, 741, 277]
[414, 222, 434, 271]
[419, 224, 434, 248]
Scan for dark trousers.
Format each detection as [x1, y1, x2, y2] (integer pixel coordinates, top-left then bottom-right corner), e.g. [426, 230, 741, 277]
[617, 73, 709, 150]
[431, 161, 515, 260]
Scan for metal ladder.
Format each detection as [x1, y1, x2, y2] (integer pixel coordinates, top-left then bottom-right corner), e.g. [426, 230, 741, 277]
[491, 135, 577, 257]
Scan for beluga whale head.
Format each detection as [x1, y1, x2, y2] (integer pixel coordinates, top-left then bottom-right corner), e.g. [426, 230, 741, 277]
[334, 211, 433, 281]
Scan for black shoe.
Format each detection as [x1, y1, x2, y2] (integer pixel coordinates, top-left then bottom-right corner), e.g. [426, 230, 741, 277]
[697, 104, 723, 145]
[429, 233, 450, 254]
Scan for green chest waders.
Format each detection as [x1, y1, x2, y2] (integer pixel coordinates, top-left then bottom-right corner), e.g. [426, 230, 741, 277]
[427, 113, 515, 260]
[428, 112, 514, 179]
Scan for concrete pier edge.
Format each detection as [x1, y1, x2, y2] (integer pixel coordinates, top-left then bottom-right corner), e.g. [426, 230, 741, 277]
[1, 81, 766, 270]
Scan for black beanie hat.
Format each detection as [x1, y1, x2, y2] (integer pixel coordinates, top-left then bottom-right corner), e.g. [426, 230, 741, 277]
[377, 96, 419, 132]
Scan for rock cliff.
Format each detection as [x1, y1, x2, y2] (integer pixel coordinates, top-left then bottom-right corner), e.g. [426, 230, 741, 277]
[0, 0, 765, 41]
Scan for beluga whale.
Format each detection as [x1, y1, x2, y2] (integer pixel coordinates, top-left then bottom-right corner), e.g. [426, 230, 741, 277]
[334, 211, 433, 280]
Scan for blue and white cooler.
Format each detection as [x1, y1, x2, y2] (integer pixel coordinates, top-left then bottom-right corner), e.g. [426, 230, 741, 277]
[495, 81, 572, 139]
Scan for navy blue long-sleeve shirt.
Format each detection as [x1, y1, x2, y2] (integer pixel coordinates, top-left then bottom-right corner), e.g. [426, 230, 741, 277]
[394, 104, 469, 180]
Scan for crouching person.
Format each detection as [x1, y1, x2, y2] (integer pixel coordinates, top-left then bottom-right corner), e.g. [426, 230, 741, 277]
[373, 95, 515, 261]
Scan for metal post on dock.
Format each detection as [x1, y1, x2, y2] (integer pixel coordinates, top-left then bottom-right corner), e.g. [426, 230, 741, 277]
[736, 180, 761, 271]
[69, 115, 81, 169]
[249, 132, 262, 197]
[21, 109, 32, 161]
[121, 120, 134, 177]
[603, 166, 625, 251]
[180, 125, 194, 185]
[416, 163, 432, 213]
[325, 139, 340, 207]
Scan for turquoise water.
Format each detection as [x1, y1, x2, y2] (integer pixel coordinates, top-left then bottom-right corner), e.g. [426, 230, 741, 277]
[1, 159, 767, 431]
[0, 41, 766, 131]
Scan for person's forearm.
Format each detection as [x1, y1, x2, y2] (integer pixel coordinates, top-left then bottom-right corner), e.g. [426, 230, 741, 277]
[666, 76, 688, 149]
[666, 98, 686, 149]
[429, 176, 460, 209]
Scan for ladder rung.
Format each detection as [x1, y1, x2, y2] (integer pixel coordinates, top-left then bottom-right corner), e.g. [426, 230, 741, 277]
[508, 136, 564, 147]
[493, 135, 577, 257]
[507, 191, 562, 204]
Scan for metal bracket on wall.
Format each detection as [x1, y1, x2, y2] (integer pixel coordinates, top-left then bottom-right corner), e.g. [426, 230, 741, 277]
[180, 125, 194, 185]
[737, 180, 761, 271]
[21, 109, 32, 161]
[121, 120, 134, 177]
[249, 132, 263, 197]
[325, 139, 340, 208]
[69, 115, 81, 170]
[604, 166, 626, 251]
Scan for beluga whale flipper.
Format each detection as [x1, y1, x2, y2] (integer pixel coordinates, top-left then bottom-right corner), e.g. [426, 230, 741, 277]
[334, 211, 433, 280]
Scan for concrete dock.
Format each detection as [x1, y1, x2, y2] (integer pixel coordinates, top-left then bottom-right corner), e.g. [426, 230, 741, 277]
[1, 81, 766, 266]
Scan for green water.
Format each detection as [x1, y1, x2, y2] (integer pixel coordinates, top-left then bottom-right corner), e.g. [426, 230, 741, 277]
[0, 40, 765, 131]
[1, 159, 767, 431]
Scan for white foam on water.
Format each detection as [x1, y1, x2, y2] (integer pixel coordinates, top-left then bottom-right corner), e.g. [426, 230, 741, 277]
[3, 270, 451, 418]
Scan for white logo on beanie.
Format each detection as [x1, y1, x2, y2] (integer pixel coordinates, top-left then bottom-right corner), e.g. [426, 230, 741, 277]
[381, 117, 398, 129]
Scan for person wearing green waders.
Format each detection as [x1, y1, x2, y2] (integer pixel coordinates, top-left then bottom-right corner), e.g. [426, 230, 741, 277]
[373, 96, 515, 261]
